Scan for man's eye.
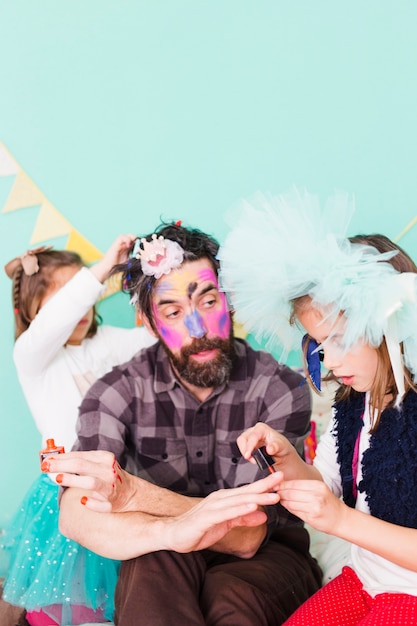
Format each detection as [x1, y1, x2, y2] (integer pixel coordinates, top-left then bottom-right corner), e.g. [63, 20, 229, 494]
[202, 296, 217, 308]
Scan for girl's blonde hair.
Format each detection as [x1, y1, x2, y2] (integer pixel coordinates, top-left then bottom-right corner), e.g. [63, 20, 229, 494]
[9, 250, 100, 340]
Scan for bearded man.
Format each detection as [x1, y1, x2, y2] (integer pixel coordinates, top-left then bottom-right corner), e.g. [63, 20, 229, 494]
[55, 221, 322, 626]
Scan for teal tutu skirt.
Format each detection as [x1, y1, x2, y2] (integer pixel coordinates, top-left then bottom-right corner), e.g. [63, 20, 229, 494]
[0, 474, 119, 624]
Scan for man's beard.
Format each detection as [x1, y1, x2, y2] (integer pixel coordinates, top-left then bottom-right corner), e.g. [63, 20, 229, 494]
[161, 334, 235, 388]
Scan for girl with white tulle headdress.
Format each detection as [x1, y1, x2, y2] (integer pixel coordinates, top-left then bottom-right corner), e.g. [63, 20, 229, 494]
[219, 189, 417, 626]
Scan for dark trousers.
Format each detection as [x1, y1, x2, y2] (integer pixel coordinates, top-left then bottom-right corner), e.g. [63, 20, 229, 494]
[114, 527, 322, 626]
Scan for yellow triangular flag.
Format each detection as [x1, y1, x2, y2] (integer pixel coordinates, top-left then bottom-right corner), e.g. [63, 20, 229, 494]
[66, 229, 103, 265]
[30, 200, 72, 243]
[100, 273, 123, 300]
[2, 169, 44, 213]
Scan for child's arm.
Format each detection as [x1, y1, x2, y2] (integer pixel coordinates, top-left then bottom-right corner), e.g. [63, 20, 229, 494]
[89, 234, 136, 283]
[14, 234, 136, 375]
[14, 267, 104, 374]
[278, 478, 417, 573]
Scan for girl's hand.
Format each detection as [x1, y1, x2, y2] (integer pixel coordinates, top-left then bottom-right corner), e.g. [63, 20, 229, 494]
[237, 422, 295, 472]
[41, 450, 134, 513]
[278, 479, 347, 535]
[91, 234, 137, 282]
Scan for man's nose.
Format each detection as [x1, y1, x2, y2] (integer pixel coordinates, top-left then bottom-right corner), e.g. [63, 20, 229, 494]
[184, 310, 207, 338]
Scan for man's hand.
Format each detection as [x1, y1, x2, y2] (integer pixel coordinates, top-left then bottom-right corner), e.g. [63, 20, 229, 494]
[164, 472, 283, 553]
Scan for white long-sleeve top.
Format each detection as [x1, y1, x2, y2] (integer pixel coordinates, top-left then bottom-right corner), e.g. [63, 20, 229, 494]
[314, 394, 417, 596]
[14, 267, 156, 451]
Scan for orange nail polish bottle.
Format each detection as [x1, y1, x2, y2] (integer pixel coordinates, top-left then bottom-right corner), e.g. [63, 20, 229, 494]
[39, 438, 65, 470]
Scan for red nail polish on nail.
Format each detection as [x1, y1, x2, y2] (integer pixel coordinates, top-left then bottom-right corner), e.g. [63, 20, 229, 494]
[56, 474, 63, 484]
[39, 438, 65, 471]
[81, 496, 88, 505]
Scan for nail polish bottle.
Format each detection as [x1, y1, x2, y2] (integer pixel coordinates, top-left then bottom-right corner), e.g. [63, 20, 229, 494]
[39, 438, 65, 470]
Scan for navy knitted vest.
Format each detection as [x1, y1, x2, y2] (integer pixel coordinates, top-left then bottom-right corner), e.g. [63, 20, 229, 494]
[333, 390, 417, 528]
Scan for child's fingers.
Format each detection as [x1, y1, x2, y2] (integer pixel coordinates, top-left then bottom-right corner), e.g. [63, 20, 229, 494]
[54, 471, 108, 494]
[237, 432, 266, 459]
[42, 450, 118, 478]
[78, 494, 112, 513]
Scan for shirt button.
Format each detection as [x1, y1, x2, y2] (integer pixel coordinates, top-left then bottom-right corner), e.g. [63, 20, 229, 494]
[231, 457, 238, 464]
[196, 451, 203, 457]
[162, 453, 168, 460]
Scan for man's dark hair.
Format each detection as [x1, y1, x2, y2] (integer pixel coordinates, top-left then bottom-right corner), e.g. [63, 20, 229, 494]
[113, 221, 220, 330]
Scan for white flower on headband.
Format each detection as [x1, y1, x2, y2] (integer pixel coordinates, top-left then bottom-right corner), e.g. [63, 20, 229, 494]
[133, 234, 184, 279]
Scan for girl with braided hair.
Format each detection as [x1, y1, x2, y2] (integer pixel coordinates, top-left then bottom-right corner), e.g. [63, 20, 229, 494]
[2, 235, 155, 626]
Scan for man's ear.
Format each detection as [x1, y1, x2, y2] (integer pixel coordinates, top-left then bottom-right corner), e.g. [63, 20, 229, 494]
[141, 313, 158, 338]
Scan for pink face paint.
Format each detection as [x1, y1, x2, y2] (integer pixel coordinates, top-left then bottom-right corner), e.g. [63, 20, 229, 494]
[152, 300, 184, 350]
[202, 290, 231, 340]
[152, 262, 231, 349]
[192, 268, 230, 339]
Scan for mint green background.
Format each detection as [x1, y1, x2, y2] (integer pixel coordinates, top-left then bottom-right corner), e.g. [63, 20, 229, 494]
[1, 1, 417, 528]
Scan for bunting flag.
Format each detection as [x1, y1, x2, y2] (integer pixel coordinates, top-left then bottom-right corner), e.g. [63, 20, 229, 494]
[0, 143, 19, 177]
[2, 168, 44, 213]
[0, 141, 122, 301]
[65, 229, 103, 265]
[30, 199, 73, 242]
[395, 216, 417, 243]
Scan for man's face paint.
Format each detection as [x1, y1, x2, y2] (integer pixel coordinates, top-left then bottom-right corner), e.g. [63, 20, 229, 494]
[151, 259, 232, 353]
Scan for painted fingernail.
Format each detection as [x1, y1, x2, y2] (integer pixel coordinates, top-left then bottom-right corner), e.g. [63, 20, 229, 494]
[56, 474, 63, 484]
[41, 461, 50, 472]
[80, 496, 88, 505]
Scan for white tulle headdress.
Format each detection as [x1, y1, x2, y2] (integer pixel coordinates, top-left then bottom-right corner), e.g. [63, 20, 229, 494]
[218, 188, 417, 404]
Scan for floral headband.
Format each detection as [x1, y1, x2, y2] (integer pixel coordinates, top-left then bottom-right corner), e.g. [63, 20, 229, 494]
[131, 234, 184, 279]
[4, 245, 53, 279]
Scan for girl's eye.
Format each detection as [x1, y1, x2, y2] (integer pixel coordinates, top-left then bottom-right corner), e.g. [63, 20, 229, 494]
[331, 337, 344, 350]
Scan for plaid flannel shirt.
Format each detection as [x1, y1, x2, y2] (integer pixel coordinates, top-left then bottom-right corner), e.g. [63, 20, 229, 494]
[74, 339, 311, 534]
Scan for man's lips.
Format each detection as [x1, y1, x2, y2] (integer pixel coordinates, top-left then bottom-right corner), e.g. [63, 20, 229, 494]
[190, 349, 218, 362]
